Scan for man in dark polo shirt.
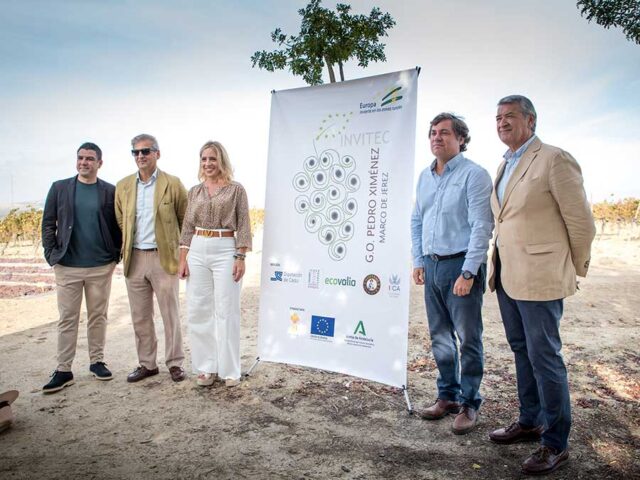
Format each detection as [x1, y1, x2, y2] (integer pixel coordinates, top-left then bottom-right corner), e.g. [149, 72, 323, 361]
[41, 142, 122, 394]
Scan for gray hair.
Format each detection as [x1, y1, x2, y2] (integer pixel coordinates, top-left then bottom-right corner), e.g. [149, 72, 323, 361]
[429, 112, 471, 152]
[131, 133, 159, 150]
[497, 95, 537, 132]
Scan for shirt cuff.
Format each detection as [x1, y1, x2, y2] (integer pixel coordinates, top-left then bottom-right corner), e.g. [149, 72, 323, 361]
[461, 260, 480, 275]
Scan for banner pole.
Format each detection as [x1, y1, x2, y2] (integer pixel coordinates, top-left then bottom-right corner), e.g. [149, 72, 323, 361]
[402, 385, 413, 414]
[245, 356, 261, 377]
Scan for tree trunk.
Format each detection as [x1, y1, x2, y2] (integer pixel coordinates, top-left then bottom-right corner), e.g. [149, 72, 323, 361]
[338, 61, 344, 81]
[325, 57, 336, 83]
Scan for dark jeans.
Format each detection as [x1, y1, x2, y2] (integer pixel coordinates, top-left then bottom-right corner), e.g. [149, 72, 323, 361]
[422, 255, 485, 410]
[495, 251, 571, 451]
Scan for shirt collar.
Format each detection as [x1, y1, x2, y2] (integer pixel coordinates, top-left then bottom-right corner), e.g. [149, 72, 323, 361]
[136, 168, 158, 184]
[504, 135, 537, 162]
[430, 152, 464, 173]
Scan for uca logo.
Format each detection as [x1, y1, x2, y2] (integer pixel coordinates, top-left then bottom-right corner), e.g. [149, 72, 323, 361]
[388, 274, 401, 297]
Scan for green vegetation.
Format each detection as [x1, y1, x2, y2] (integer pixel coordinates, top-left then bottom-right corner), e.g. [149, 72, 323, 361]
[0, 207, 42, 254]
[2, 200, 638, 253]
[592, 197, 640, 227]
[249, 208, 265, 233]
[577, 0, 640, 44]
[251, 0, 395, 85]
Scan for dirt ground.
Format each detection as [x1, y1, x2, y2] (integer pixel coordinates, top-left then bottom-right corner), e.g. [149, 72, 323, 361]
[0, 231, 638, 480]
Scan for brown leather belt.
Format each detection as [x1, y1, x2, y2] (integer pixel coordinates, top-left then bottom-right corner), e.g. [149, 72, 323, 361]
[195, 230, 235, 238]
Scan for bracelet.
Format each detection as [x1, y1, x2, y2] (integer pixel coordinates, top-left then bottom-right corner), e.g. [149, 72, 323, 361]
[233, 253, 246, 260]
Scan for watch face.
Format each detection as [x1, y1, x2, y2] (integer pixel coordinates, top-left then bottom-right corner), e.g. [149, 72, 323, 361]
[463, 271, 473, 280]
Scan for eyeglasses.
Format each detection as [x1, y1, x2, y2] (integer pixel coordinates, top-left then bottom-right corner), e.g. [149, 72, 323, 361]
[131, 148, 156, 157]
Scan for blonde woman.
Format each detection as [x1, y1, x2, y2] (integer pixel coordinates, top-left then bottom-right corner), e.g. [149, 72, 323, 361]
[178, 141, 252, 387]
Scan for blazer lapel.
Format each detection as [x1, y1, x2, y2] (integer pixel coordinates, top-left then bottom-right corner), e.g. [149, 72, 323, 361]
[125, 176, 137, 221]
[67, 177, 77, 217]
[154, 169, 168, 214]
[499, 137, 541, 211]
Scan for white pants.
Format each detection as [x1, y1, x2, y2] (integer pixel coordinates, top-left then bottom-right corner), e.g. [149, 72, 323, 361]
[186, 235, 241, 380]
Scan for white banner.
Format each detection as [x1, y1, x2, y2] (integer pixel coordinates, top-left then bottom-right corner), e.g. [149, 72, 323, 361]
[258, 69, 418, 388]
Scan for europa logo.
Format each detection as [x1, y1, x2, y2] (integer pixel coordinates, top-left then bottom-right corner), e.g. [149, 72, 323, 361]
[359, 85, 404, 112]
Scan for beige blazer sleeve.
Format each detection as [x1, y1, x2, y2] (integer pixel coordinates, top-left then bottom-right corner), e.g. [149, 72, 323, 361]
[548, 150, 595, 277]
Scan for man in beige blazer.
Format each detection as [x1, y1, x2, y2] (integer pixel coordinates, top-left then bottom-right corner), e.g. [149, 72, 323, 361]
[487, 95, 595, 476]
[115, 133, 188, 383]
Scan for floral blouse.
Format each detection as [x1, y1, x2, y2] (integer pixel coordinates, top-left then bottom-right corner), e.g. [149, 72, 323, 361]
[179, 181, 252, 250]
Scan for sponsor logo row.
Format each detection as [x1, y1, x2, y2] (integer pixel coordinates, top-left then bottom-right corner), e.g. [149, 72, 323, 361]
[288, 308, 375, 348]
[270, 265, 401, 298]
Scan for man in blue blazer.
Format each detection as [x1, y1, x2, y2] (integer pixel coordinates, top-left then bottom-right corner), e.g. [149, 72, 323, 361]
[41, 142, 121, 394]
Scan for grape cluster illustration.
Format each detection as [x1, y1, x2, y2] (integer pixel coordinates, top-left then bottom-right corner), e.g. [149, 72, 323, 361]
[293, 149, 360, 261]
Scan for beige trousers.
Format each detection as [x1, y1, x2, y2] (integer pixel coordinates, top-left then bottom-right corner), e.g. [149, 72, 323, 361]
[125, 249, 184, 370]
[54, 262, 116, 372]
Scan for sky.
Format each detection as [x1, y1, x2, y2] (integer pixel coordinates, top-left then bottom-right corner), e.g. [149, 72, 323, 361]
[1, 0, 638, 209]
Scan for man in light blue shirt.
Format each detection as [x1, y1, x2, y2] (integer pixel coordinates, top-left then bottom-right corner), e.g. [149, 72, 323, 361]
[411, 113, 493, 434]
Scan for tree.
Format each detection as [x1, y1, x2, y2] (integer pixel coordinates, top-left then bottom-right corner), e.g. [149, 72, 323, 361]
[251, 0, 395, 85]
[576, 0, 640, 44]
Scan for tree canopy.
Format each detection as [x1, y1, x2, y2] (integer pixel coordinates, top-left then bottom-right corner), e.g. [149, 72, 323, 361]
[577, 0, 640, 44]
[251, 0, 395, 85]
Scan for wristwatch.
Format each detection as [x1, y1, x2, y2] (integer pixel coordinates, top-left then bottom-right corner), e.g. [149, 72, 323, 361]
[462, 270, 475, 280]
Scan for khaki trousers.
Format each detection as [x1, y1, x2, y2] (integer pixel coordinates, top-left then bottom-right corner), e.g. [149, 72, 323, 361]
[125, 249, 184, 369]
[54, 262, 116, 372]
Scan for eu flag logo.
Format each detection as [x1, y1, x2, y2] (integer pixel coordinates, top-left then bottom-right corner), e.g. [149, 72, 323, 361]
[310, 315, 335, 337]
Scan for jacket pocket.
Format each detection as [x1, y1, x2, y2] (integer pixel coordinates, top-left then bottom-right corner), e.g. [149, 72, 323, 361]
[525, 242, 560, 255]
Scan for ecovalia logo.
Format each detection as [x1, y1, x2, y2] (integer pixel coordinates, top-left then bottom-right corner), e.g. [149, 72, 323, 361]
[324, 276, 356, 287]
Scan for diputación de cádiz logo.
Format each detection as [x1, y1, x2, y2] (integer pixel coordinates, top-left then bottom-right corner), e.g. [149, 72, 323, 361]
[293, 112, 360, 262]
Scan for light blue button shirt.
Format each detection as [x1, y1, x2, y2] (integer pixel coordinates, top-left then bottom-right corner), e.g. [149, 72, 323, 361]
[411, 153, 494, 274]
[496, 135, 537, 206]
[133, 169, 158, 249]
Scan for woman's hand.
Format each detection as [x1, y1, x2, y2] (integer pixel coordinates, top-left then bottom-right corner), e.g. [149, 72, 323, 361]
[178, 253, 190, 279]
[232, 258, 245, 282]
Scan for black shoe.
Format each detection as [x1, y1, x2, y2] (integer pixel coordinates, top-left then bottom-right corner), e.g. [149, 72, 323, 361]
[127, 366, 159, 383]
[90, 362, 113, 381]
[43, 371, 74, 394]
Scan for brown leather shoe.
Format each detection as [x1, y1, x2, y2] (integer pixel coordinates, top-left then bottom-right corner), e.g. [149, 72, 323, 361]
[169, 366, 186, 382]
[489, 421, 544, 444]
[452, 406, 478, 435]
[521, 446, 569, 475]
[127, 366, 159, 383]
[417, 399, 461, 420]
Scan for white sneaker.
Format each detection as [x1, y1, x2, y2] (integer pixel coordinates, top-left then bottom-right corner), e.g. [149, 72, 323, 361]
[225, 378, 241, 387]
[196, 373, 216, 386]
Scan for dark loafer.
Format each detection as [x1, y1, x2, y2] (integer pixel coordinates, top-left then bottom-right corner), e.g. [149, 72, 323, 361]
[127, 366, 159, 383]
[489, 421, 544, 444]
[521, 446, 569, 475]
[169, 366, 186, 382]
